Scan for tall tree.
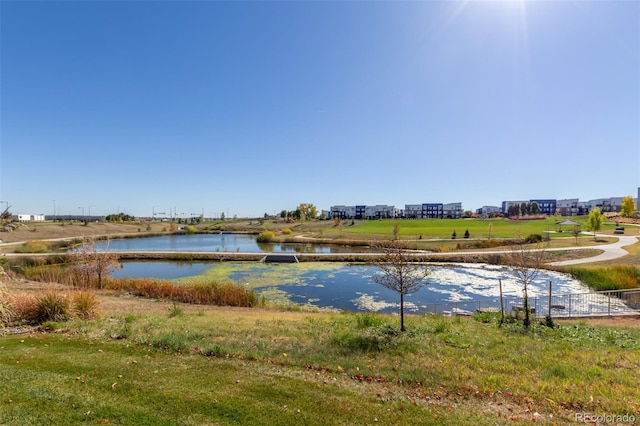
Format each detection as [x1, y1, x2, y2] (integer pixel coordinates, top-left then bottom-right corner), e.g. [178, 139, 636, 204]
[587, 207, 603, 241]
[296, 203, 318, 220]
[371, 242, 430, 332]
[530, 202, 540, 215]
[621, 195, 635, 217]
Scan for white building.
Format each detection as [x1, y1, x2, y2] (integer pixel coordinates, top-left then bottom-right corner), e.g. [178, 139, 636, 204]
[364, 205, 397, 220]
[556, 199, 581, 216]
[404, 204, 423, 218]
[17, 214, 45, 222]
[443, 202, 463, 219]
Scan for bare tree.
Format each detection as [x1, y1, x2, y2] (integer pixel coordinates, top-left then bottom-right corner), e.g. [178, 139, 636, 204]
[506, 240, 546, 329]
[371, 241, 430, 332]
[73, 237, 121, 289]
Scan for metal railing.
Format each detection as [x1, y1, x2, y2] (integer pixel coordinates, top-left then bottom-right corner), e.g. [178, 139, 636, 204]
[420, 288, 640, 318]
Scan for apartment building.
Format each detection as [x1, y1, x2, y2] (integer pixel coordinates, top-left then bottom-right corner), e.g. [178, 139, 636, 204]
[401, 202, 462, 219]
[329, 205, 397, 220]
[530, 199, 557, 216]
[476, 205, 501, 216]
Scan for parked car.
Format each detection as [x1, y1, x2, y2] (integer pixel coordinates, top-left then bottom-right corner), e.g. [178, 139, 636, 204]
[614, 227, 625, 234]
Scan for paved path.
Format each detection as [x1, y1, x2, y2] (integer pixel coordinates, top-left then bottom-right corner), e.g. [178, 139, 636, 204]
[547, 233, 639, 266]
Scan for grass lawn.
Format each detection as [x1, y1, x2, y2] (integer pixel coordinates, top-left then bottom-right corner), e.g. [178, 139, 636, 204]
[1, 302, 639, 425]
[326, 217, 619, 240]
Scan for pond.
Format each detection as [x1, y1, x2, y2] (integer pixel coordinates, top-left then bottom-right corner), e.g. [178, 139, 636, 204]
[111, 261, 593, 315]
[96, 234, 369, 253]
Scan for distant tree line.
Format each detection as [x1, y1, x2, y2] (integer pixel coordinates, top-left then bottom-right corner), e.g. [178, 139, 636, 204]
[105, 213, 136, 222]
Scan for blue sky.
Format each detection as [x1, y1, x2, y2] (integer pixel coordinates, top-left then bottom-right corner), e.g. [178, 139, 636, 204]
[1, 1, 638, 218]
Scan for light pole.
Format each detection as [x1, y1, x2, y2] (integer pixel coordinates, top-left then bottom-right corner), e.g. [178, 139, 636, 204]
[78, 207, 84, 222]
[88, 205, 95, 222]
[53, 200, 56, 222]
[152, 206, 158, 221]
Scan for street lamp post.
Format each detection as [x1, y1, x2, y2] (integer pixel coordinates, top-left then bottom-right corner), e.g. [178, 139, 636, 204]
[88, 205, 95, 222]
[53, 200, 56, 222]
[78, 207, 84, 222]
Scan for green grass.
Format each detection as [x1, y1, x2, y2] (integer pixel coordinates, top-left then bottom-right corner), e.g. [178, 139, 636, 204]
[325, 217, 618, 240]
[1, 310, 639, 425]
[564, 265, 640, 291]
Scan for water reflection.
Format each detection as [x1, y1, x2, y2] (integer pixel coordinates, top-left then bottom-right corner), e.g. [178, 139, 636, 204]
[112, 261, 591, 314]
[95, 234, 368, 254]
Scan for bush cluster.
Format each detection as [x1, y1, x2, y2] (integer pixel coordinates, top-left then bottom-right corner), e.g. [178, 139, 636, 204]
[2, 290, 100, 326]
[106, 278, 262, 308]
[256, 230, 275, 243]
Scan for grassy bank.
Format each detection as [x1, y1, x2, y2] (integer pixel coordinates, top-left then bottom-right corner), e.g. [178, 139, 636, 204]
[563, 265, 640, 291]
[1, 307, 639, 425]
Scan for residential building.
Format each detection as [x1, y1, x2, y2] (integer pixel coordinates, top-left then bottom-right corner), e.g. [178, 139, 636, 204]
[329, 205, 355, 219]
[443, 202, 463, 219]
[365, 205, 397, 220]
[402, 202, 462, 219]
[530, 199, 557, 216]
[476, 206, 501, 216]
[556, 199, 582, 216]
[403, 204, 423, 219]
[329, 205, 398, 220]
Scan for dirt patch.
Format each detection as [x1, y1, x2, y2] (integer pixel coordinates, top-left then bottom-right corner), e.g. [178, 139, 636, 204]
[555, 316, 640, 329]
[0, 221, 168, 245]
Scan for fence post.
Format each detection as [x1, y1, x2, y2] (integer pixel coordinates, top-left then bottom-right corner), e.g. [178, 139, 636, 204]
[548, 281, 552, 318]
[499, 279, 504, 326]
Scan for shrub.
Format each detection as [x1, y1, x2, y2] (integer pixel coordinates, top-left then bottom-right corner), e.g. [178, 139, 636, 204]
[256, 230, 275, 243]
[13, 241, 52, 254]
[8, 293, 38, 324]
[30, 291, 71, 324]
[0, 281, 14, 325]
[72, 292, 100, 319]
[281, 228, 293, 235]
[524, 233, 543, 244]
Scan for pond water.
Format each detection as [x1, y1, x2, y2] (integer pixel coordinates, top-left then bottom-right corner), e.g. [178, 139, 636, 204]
[111, 261, 593, 315]
[96, 234, 368, 253]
